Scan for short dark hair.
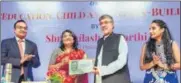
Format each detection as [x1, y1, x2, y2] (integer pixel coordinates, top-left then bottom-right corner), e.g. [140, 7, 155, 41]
[14, 20, 27, 29]
[99, 14, 114, 23]
[59, 29, 78, 51]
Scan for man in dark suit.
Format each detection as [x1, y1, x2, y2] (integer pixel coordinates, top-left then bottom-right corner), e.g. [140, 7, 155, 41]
[1, 20, 41, 83]
[93, 14, 131, 83]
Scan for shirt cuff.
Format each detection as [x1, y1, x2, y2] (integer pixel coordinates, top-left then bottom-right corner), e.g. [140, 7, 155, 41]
[98, 66, 107, 76]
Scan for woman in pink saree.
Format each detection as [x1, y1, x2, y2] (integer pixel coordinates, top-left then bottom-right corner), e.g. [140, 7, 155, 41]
[47, 30, 88, 83]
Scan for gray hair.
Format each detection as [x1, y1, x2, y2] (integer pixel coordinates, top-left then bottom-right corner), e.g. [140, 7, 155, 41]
[99, 14, 114, 23]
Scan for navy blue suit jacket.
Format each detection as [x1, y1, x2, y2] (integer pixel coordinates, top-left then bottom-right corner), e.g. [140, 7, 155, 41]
[1, 37, 40, 83]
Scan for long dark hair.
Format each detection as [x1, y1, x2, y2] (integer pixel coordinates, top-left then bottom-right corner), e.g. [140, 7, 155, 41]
[145, 19, 174, 67]
[59, 29, 78, 51]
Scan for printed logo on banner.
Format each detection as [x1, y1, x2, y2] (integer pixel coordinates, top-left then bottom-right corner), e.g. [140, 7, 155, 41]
[89, 1, 98, 6]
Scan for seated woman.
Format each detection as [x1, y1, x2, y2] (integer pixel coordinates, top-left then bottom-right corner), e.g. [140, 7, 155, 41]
[47, 29, 88, 83]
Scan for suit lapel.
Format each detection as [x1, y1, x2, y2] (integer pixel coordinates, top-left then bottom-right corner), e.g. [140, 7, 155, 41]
[25, 39, 29, 54]
[12, 37, 21, 58]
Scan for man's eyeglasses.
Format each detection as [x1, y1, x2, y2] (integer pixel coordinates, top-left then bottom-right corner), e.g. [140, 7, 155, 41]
[99, 21, 112, 25]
